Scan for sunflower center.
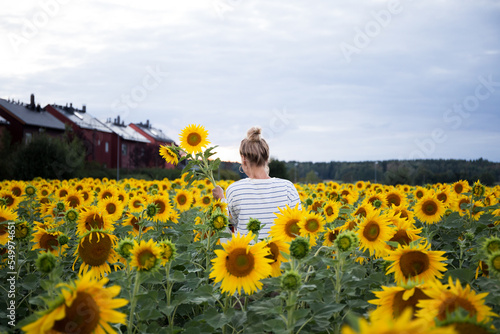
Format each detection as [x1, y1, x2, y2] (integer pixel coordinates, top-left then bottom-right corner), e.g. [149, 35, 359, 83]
[187, 132, 202, 146]
[387, 194, 401, 206]
[492, 255, 500, 271]
[454, 184, 464, 194]
[226, 248, 255, 277]
[285, 219, 300, 238]
[12, 187, 22, 196]
[453, 323, 490, 334]
[138, 250, 157, 270]
[101, 191, 112, 199]
[347, 220, 357, 230]
[305, 219, 319, 232]
[129, 216, 140, 231]
[106, 203, 117, 214]
[202, 197, 211, 205]
[213, 216, 226, 229]
[52, 291, 100, 334]
[325, 207, 334, 216]
[399, 251, 430, 278]
[39, 233, 60, 252]
[437, 193, 448, 203]
[355, 207, 367, 217]
[389, 230, 412, 247]
[59, 190, 68, 198]
[79, 232, 112, 266]
[422, 200, 438, 216]
[416, 191, 424, 199]
[265, 242, 280, 262]
[85, 214, 104, 231]
[392, 288, 430, 318]
[178, 195, 187, 205]
[67, 196, 80, 208]
[437, 295, 477, 321]
[328, 230, 340, 242]
[363, 221, 380, 241]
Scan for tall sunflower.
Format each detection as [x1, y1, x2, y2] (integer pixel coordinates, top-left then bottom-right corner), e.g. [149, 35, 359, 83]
[31, 228, 68, 255]
[127, 193, 148, 213]
[357, 211, 395, 258]
[416, 276, 497, 326]
[451, 180, 470, 196]
[21, 272, 128, 334]
[159, 144, 179, 165]
[323, 227, 342, 247]
[122, 212, 152, 236]
[385, 242, 447, 284]
[0, 190, 22, 210]
[147, 194, 173, 222]
[385, 212, 422, 250]
[210, 232, 273, 295]
[322, 200, 341, 223]
[179, 124, 210, 154]
[384, 188, 407, 208]
[269, 204, 304, 243]
[414, 193, 446, 224]
[73, 230, 120, 279]
[97, 196, 125, 221]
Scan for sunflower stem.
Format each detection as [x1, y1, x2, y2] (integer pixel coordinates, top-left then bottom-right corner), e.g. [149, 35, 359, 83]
[164, 262, 176, 331]
[128, 271, 141, 334]
[286, 290, 297, 333]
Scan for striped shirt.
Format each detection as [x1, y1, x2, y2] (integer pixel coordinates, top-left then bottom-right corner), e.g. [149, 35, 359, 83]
[225, 177, 301, 239]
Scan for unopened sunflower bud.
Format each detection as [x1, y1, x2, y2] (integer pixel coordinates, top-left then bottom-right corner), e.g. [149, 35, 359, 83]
[36, 252, 57, 274]
[281, 270, 302, 291]
[335, 231, 359, 252]
[145, 203, 159, 219]
[58, 234, 69, 246]
[247, 218, 262, 234]
[289, 237, 310, 260]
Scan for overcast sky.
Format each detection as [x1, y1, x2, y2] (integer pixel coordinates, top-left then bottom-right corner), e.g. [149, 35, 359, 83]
[2, 0, 500, 163]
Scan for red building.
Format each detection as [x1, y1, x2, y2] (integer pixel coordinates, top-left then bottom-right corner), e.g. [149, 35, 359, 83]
[0, 95, 66, 144]
[130, 120, 176, 169]
[46, 103, 116, 168]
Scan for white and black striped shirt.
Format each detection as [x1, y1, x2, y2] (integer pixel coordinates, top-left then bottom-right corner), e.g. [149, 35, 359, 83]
[225, 177, 301, 239]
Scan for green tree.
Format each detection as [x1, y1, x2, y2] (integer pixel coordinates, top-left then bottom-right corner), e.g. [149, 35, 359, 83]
[269, 158, 289, 180]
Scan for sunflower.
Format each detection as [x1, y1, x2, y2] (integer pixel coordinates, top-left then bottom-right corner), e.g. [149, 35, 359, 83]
[323, 227, 342, 247]
[384, 188, 407, 208]
[352, 202, 375, 219]
[264, 238, 289, 277]
[8, 180, 25, 197]
[416, 276, 497, 326]
[158, 239, 177, 265]
[385, 212, 422, 249]
[159, 144, 179, 165]
[147, 194, 173, 222]
[130, 239, 162, 271]
[21, 271, 128, 334]
[322, 200, 341, 223]
[14, 220, 31, 241]
[199, 194, 212, 209]
[76, 206, 114, 236]
[97, 196, 125, 221]
[122, 212, 152, 236]
[452, 180, 470, 196]
[179, 124, 210, 154]
[385, 242, 447, 284]
[341, 307, 456, 334]
[127, 193, 148, 213]
[73, 230, 120, 278]
[487, 251, 500, 278]
[0, 190, 22, 210]
[298, 211, 325, 246]
[414, 193, 446, 224]
[64, 189, 85, 209]
[31, 228, 68, 255]
[173, 189, 193, 212]
[96, 185, 118, 201]
[0, 206, 17, 244]
[210, 232, 272, 295]
[269, 204, 304, 243]
[357, 211, 395, 258]
[369, 281, 431, 319]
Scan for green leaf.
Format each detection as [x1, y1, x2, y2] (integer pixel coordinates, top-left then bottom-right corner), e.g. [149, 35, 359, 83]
[444, 268, 475, 283]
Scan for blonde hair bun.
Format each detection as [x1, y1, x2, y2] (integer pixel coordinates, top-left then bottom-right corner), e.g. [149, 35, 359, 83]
[246, 126, 262, 142]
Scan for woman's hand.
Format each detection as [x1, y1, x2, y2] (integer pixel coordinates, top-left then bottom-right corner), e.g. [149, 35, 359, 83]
[212, 185, 224, 200]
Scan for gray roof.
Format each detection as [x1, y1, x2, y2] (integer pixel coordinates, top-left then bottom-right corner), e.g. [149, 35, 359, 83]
[134, 122, 174, 143]
[0, 98, 65, 130]
[50, 105, 112, 133]
[100, 119, 150, 143]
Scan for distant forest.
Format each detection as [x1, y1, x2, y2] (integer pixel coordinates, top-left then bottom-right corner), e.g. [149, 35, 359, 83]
[222, 158, 500, 186]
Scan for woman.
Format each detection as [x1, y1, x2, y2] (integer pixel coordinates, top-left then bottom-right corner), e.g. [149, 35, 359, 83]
[212, 126, 301, 239]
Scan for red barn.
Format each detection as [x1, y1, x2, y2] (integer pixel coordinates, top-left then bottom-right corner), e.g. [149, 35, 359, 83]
[46, 103, 115, 168]
[0, 95, 66, 144]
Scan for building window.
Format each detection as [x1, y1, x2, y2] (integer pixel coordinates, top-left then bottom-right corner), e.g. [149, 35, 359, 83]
[105, 142, 109, 153]
[97, 139, 101, 146]
[24, 133, 32, 144]
[121, 143, 127, 156]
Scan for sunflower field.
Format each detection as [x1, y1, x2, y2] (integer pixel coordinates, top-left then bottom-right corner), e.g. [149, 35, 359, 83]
[1, 126, 500, 334]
